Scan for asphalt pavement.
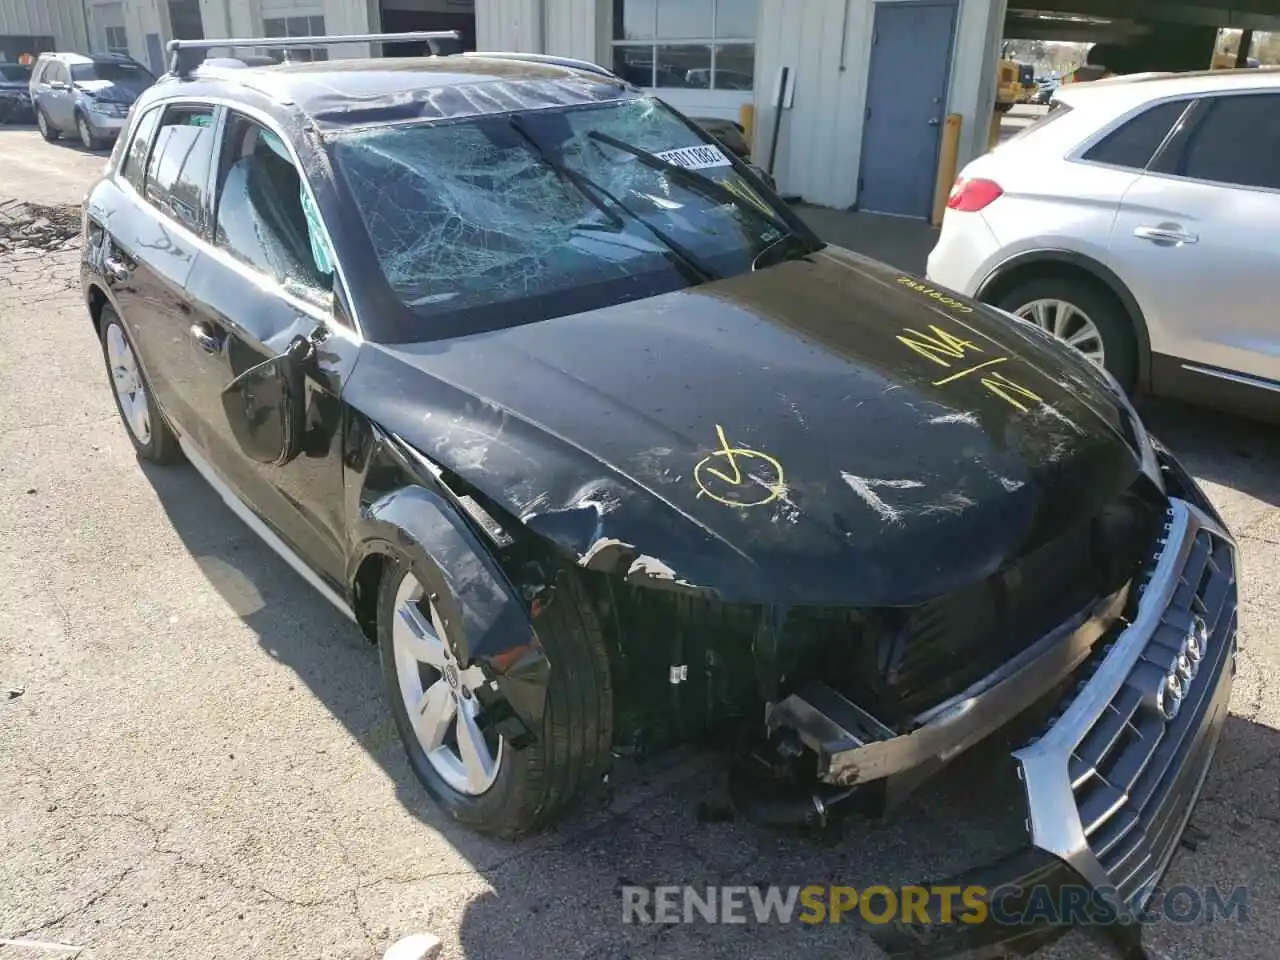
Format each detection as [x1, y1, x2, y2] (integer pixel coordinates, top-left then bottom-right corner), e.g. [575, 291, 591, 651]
[1, 127, 1278, 960]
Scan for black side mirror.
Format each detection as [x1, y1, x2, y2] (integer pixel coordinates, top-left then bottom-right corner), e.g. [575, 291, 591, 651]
[221, 334, 314, 466]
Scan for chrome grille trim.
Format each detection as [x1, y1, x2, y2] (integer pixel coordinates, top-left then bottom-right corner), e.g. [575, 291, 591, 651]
[1014, 498, 1238, 905]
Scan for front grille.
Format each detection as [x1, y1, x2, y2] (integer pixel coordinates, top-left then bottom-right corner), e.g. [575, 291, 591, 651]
[1068, 524, 1236, 902]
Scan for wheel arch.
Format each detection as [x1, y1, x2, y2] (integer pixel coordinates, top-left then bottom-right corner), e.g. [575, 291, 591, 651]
[86, 281, 111, 333]
[346, 431, 552, 747]
[975, 249, 1153, 392]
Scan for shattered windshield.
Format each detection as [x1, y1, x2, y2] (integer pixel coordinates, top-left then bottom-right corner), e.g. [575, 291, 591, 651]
[329, 97, 810, 338]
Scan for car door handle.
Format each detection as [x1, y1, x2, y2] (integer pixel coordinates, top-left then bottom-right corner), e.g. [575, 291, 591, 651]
[103, 254, 132, 283]
[189, 322, 225, 355]
[1134, 225, 1199, 245]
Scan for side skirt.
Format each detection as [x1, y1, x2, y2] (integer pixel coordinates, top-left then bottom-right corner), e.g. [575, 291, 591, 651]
[178, 436, 357, 623]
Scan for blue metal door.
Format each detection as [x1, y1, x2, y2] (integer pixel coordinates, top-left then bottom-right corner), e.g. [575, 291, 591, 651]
[857, 1, 957, 219]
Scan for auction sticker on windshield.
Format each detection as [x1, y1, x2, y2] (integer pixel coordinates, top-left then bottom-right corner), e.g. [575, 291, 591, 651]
[655, 144, 732, 170]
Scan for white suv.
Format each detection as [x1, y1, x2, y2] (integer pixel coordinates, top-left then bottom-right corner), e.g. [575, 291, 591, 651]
[927, 69, 1280, 420]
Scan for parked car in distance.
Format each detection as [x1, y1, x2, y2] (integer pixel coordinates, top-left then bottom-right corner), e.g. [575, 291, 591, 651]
[0, 62, 34, 123]
[81, 40, 1238, 958]
[1031, 77, 1058, 104]
[30, 52, 155, 149]
[927, 68, 1280, 422]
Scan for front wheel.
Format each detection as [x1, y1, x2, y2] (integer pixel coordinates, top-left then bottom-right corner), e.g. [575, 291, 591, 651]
[994, 277, 1138, 391]
[378, 557, 613, 838]
[77, 114, 103, 150]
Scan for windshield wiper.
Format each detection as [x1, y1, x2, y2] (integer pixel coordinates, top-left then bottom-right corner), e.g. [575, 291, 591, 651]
[507, 115, 717, 285]
[508, 115, 624, 230]
[586, 130, 806, 245]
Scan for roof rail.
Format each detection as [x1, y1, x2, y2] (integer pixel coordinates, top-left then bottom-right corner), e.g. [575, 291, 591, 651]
[461, 51, 623, 81]
[166, 30, 462, 77]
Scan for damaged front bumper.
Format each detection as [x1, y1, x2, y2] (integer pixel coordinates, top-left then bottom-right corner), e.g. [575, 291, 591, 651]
[870, 496, 1238, 958]
[767, 586, 1129, 796]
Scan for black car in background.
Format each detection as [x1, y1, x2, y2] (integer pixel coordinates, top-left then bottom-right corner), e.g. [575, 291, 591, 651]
[81, 35, 1239, 960]
[0, 62, 34, 123]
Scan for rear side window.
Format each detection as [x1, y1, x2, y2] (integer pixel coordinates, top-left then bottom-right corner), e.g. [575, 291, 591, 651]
[121, 105, 162, 191]
[143, 105, 217, 232]
[1153, 94, 1280, 190]
[1082, 100, 1188, 169]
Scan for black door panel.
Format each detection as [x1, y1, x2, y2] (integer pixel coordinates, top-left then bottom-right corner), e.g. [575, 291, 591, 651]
[182, 255, 355, 585]
[98, 185, 203, 439]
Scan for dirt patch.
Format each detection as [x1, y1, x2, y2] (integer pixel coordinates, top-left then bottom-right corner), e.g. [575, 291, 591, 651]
[0, 199, 81, 253]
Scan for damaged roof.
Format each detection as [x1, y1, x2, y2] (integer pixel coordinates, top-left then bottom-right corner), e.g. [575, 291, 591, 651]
[180, 56, 635, 128]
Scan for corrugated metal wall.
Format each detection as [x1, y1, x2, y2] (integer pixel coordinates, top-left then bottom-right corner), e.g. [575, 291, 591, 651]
[754, 0, 866, 208]
[474, 0, 604, 63]
[754, 0, 1000, 209]
[0, 0, 90, 52]
[475, 0, 541, 51]
[545, 0, 600, 63]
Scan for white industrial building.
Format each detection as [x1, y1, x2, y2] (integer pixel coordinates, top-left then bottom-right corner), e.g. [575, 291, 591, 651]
[0, 0, 1005, 218]
[2, 0, 1274, 217]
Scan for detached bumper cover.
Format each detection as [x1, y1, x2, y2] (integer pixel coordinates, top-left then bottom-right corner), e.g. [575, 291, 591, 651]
[874, 496, 1238, 957]
[768, 588, 1128, 788]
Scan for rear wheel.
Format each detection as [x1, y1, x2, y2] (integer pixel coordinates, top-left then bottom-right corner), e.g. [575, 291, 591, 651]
[36, 107, 58, 141]
[99, 307, 182, 464]
[994, 277, 1137, 391]
[378, 557, 613, 838]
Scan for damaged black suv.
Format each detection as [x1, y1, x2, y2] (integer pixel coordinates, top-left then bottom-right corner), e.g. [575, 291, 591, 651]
[82, 33, 1238, 958]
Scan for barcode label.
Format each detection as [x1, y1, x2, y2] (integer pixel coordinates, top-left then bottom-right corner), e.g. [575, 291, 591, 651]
[654, 144, 731, 170]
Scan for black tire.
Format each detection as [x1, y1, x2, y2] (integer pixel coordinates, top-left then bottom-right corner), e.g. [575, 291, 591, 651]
[993, 276, 1138, 391]
[378, 555, 614, 839]
[76, 113, 103, 151]
[98, 307, 183, 464]
[36, 107, 58, 141]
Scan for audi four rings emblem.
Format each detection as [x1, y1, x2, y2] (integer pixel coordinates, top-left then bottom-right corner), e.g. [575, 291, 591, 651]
[1156, 615, 1209, 721]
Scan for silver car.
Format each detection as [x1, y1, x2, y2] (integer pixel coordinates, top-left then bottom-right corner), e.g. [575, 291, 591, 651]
[30, 52, 154, 150]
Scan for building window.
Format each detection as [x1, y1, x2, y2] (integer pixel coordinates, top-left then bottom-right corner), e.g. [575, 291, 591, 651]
[611, 0, 758, 91]
[263, 15, 329, 63]
[105, 26, 129, 56]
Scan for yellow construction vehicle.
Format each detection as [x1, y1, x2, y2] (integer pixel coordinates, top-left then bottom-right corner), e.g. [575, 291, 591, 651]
[995, 59, 1020, 113]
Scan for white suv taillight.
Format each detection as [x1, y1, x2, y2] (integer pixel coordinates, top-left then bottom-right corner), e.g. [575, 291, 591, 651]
[946, 177, 1003, 212]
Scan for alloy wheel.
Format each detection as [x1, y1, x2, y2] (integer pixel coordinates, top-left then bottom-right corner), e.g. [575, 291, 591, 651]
[37, 110, 48, 137]
[105, 323, 151, 446]
[391, 573, 503, 796]
[79, 117, 93, 149]
[1013, 298, 1106, 367]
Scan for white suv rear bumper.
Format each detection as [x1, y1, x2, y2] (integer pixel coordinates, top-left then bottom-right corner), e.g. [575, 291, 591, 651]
[925, 210, 1002, 297]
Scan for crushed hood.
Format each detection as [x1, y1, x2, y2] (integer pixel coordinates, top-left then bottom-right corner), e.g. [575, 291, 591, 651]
[350, 247, 1146, 607]
[73, 79, 141, 103]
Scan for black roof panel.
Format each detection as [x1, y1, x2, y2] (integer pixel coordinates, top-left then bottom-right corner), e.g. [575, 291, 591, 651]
[196, 56, 635, 129]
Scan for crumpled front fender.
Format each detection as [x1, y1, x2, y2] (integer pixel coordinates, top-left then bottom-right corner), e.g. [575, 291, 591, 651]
[358, 484, 550, 741]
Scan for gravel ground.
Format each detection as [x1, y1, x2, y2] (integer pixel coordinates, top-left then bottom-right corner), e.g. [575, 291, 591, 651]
[0, 128, 1277, 960]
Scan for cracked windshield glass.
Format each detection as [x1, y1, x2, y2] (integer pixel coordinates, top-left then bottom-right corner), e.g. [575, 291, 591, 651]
[329, 97, 805, 330]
